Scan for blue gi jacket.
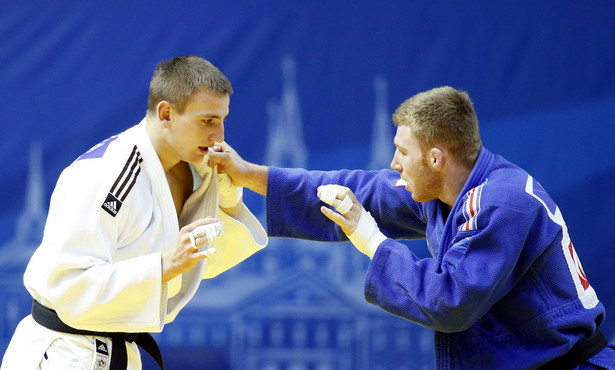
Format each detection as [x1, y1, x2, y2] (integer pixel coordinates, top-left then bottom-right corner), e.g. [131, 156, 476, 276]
[266, 147, 615, 369]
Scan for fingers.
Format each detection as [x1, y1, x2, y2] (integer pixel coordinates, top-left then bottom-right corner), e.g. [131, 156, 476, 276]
[195, 247, 218, 259]
[320, 206, 357, 235]
[163, 218, 224, 283]
[318, 185, 339, 205]
[317, 185, 354, 215]
[208, 142, 232, 161]
[190, 220, 224, 248]
[189, 221, 222, 260]
[207, 147, 228, 168]
[336, 195, 353, 214]
[211, 141, 230, 152]
[317, 185, 363, 235]
[320, 205, 343, 223]
[209, 143, 230, 173]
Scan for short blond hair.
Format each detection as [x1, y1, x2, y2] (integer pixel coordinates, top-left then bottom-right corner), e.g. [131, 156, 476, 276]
[147, 56, 233, 117]
[392, 86, 482, 167]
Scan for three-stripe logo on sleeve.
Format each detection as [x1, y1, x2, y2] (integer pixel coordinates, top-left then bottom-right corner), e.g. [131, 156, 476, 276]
[101, 145, 143, 217]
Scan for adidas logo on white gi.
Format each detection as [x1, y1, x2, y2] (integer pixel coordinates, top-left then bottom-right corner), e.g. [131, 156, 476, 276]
[101, 193, 123, 217]
[94, 339, 109, 370]
[95, 339, 109, 355]
[104, 201, 117, 213]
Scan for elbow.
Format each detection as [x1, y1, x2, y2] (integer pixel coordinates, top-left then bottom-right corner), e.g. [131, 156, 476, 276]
[381, 302, 477, 333]
[423, 303, 481, 333]
[430, 315, 475, 333]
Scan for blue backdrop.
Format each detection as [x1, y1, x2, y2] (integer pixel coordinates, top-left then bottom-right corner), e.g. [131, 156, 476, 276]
[1, 1, 615, 369]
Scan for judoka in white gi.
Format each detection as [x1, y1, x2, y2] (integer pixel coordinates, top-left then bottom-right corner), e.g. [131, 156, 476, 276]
[1, 56, 267, 369]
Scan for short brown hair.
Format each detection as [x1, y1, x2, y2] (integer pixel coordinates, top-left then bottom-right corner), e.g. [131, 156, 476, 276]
[147, 56, 233, 116]
[392, 86, 482, 167]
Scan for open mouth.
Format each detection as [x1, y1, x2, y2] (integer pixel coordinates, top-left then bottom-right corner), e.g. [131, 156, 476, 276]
[395, 179, 409, 187]
[199, 146, 210, 154]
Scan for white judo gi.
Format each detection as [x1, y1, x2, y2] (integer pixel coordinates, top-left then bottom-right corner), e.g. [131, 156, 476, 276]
[1, 120, 267, 369]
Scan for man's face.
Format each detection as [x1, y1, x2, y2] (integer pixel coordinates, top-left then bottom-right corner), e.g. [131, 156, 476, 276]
[167, 88, 229, 165]
[390, 124, 442, 203]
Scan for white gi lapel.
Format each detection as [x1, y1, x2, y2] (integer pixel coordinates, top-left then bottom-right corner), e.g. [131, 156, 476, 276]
[178, 161, 217, 225]
[166, 160, 267, 323]
[166, 162, 217, 321]
[179, 160, 267, 279]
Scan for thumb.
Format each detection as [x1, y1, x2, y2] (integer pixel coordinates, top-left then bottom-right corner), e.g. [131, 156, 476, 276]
[320, 206, 356, 235]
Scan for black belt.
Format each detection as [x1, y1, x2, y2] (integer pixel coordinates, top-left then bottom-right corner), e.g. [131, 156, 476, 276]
[539, 328, 608, 370]
[32, 300, 164, 370]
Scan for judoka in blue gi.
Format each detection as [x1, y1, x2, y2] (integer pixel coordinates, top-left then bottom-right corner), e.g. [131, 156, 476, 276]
[209, 86, 615, 369]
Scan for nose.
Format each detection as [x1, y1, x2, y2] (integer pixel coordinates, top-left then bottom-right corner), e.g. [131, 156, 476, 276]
[390, 150, 401, 172]
[210, 122, 225, 143]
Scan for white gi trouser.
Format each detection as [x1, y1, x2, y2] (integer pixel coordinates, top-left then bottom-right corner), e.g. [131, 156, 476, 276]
[5, 315, 141, 369]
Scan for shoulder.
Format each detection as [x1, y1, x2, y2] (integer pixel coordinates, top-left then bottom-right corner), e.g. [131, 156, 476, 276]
[456, 159, 556, 232]
[471, 154, 549, 211]
[485, 167, 555, 214]
[56, 126, 151, 217]
[70, 125, 143, 175]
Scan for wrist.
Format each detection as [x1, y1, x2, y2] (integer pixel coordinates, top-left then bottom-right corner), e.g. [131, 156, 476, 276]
[161, 251, 179, 284]
[245, 163, 269, 195]
[347, 208, 387, 259]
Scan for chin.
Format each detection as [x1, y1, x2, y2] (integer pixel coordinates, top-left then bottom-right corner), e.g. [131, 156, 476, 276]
[186, 154, 207, 165]
[411, 192, 431, 203]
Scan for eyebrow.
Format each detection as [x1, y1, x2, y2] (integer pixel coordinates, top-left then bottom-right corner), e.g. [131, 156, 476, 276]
[198, 113, 228, 120]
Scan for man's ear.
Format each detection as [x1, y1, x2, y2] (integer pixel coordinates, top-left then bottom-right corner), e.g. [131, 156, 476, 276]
[430, 147, 444, 171]
[157, 101, 172, 124]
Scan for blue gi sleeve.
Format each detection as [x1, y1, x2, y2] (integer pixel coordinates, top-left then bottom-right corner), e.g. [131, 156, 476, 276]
[266, 166, 428, 241]
[364, 198, 542, 333]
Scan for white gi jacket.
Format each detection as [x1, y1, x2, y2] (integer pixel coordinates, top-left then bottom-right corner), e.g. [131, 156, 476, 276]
[1, 120, 267, 369]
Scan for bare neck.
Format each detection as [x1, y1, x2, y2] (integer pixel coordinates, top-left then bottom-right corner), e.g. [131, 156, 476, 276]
[440, 163, 473, 209]
[145, 116, 180, 173]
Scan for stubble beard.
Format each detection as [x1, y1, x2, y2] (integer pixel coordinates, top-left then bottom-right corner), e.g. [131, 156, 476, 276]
[409, 160, 442, 203]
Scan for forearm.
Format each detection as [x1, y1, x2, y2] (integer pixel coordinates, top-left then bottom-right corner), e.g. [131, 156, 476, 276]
[161, 250, 182, 284]
[240, 162, 268, 195]
[266, 167, 425, 241]
[266, 166, 349, 241]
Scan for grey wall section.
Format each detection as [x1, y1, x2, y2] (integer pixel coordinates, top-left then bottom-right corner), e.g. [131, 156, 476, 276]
[1, 1, 614, 368]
